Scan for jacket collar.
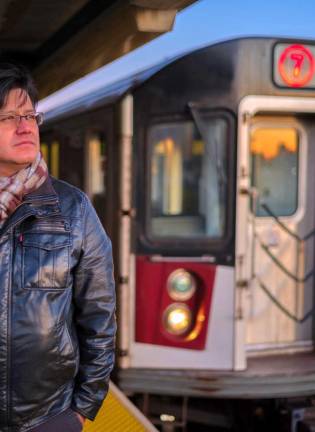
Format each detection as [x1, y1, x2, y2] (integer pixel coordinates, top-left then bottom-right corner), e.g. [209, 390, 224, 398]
[23, 175, 58, 203]
[0, 176, 61, 235]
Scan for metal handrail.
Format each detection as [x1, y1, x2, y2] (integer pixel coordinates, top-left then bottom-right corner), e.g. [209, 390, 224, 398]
[255, 233, 315, 283]
[261, 203, 315, 241]
[256, 276, 315, 323]
[250, 202, 315, 322]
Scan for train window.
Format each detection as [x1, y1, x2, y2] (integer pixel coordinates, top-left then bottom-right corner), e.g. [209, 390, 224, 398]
[51, 141, 60, 178]
[149, 117, 228, 239]
[40, 142, 49, 164]
[86, 132, 106, 224]
[250, 127, 299, 217]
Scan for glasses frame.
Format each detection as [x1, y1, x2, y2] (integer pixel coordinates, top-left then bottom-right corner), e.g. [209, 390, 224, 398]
[0, 112, 44, 127]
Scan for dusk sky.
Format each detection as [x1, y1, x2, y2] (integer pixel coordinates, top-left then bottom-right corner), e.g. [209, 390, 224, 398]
[40, 0, 315, 110]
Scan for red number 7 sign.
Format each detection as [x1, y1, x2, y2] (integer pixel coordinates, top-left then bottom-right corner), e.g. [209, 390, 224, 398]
[278, 44, 315, 87]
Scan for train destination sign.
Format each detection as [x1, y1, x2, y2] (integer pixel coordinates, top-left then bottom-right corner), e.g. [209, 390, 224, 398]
[274, 43, 315, 88]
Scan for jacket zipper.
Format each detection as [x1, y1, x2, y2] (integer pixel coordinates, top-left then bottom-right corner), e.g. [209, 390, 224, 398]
[5, 198, 60, 426]
[7, 229, 13, 426]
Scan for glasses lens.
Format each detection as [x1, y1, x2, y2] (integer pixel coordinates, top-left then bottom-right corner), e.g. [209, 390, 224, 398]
[35, 112, 44, 126]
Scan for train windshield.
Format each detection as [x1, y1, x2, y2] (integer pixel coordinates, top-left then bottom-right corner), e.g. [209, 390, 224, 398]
[149, 116, 228, 239]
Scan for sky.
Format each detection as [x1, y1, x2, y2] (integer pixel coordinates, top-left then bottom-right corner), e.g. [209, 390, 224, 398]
[39, 0, 315, 111]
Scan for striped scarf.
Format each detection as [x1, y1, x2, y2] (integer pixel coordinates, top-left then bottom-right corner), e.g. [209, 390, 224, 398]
[0, 152, 48, 221]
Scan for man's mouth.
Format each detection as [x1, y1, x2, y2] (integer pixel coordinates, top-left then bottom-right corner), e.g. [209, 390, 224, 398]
[14, 141, 35, 147]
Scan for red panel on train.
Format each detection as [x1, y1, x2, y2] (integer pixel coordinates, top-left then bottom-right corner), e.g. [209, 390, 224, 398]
[135, 256, 216, 350]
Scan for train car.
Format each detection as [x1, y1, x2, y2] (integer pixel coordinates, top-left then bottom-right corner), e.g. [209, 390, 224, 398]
[39, 37, 315, 431]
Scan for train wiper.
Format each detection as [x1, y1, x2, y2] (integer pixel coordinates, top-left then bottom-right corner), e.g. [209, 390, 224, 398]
[187, 102, 227, 185]
[187, 102, 226, 236]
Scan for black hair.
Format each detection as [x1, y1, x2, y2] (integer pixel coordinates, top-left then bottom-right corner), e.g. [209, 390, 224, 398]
[0, 63, 38, 109]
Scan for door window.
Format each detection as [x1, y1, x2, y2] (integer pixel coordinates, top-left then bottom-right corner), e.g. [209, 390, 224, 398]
[250, 127, 299, 217]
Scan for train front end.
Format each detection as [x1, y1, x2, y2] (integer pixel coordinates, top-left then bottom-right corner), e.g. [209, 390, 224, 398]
[117, 38, 315, 428]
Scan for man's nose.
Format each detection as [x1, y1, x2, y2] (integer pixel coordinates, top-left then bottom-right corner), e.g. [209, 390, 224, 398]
[16, 117, 32, 133]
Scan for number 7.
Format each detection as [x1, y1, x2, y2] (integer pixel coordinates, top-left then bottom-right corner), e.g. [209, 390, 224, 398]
[290, 53, 304, 77]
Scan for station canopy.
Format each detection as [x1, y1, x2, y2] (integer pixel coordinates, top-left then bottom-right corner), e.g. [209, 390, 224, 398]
[0, 0, 197, 98]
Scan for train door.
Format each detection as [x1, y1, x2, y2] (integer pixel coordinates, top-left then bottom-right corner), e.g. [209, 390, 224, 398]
[235, 96, 315, 369]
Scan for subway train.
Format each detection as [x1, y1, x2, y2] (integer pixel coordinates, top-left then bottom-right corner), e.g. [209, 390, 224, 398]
[39, 37, 315, 431]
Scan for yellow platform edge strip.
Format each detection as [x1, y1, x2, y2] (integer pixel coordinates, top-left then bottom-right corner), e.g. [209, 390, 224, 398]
[83, 381, 158, 432]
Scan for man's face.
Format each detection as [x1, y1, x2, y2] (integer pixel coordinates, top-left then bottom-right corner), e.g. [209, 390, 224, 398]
[0, 88, 40, 177]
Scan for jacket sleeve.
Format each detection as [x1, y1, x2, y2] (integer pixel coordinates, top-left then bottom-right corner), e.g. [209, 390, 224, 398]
[71, 195, 116, 420]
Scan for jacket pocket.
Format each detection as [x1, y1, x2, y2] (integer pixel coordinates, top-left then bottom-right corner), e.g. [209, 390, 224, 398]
[22, 232, 71, 289]
[55, 321, 78, 382]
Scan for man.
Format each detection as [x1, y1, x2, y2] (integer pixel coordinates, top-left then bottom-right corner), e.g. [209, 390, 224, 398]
[0, 63, 116, 432]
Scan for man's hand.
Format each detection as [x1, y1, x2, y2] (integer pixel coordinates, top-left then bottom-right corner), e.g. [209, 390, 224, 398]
[75, 412, 86, 426]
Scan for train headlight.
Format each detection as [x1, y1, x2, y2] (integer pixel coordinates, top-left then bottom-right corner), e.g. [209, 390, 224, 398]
[163, 303, 192, 335]
[167, 269, 196, 301]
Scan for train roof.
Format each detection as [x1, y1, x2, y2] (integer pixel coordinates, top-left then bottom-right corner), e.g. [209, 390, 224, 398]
[40, 36, 315, 124]
[41, 56, 179, 123]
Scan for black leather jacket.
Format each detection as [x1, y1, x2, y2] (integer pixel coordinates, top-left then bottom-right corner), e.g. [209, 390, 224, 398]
[0, 177, 116, 432]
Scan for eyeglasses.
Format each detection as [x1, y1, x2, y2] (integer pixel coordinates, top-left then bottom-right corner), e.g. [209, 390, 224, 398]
[0, 112, 44, 127]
